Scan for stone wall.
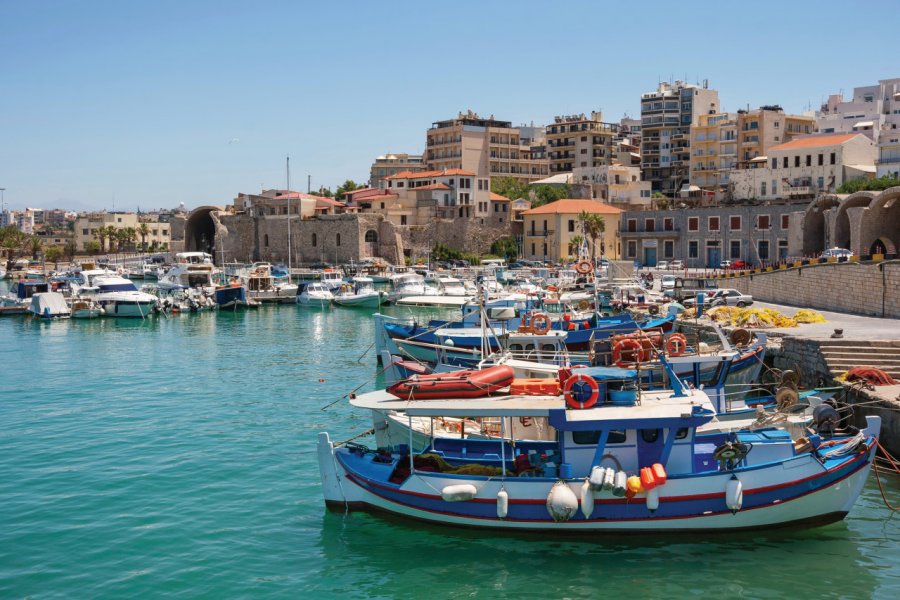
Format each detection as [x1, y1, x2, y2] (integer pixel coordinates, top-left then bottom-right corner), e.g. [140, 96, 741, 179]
[401, 218, 513, 259]
[727, 260, 900, 318]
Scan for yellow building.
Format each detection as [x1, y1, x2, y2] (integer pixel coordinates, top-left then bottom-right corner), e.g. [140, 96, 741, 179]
[736, 106, 816, 166]
[546, 112, 616, 174]
[521, 199, 622, 263]
[74, 212, 171, 252]
[689, 112, 738, 201]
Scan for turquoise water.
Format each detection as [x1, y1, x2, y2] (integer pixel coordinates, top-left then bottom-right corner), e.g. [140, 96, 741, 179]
[1, 295, 900, 599]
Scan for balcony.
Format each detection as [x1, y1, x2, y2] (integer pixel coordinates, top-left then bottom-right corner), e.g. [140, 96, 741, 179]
[619, 228, 681, 238]
[786, 186, 814, 196]
[525, 230, 555, 238]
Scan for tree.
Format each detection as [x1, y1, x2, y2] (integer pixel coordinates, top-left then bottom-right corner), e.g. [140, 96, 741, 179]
[310, 187, 333, 198]
[121, 227, 137, 252]
[27, 235, 42, 259]
[85, 240, 101, 255]
[491, 177, 529, 201]
[490, 236, 519, 261]
[531, 184, 570, 207]
[335, 180, 362, 198]
[94, 226, 112, 253]
[0, 226, 24, 260]
[64, 240, 78, 261]
[579, 211, 606, 266]
[45, 246, 63, 269]
[138, 222, 151, 250]
[836, 174, 900, 194]
[569, 234, 584, 258]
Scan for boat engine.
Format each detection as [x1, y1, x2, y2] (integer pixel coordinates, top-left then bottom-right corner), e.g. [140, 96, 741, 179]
[812, 404, 841, 437]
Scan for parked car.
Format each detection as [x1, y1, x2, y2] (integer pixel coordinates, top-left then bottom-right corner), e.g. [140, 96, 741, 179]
[731, 259, 749, 269]
[660, 274, 677, 294]
[709, 288, 754, 307]
[719, 259, 732, 269]
[819, 247, 853, 260]
[671, 260, 684, 270]
[656, 260, 669, 270]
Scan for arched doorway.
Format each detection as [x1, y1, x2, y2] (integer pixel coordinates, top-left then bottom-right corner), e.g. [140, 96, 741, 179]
[864, 188, 900, 257]
[364, 229, 378, 257]
[870, 239, 890, 255]
[801, 196, 839, 256]
[834, 192, 873, 253]
[185, 207, 220, 257]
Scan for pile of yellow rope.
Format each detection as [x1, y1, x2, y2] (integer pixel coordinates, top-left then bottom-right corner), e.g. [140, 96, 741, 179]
[677, 306, 827, 329]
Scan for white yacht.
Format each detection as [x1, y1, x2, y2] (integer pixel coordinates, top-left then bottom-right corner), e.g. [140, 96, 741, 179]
[297, 281, 334, 306]
[157, 252, 218, 292]
[80, 273, 159, 318]
[332, 276, 385, 308]
[387, 272, 435, 303]
[242, 263, 298, 304]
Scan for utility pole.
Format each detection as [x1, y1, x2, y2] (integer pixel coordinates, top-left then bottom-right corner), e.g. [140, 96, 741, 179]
[307, 175, 311, 194]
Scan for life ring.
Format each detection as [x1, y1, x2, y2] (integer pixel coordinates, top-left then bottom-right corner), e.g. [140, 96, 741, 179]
[519, 416, 534, 427]
[648, 304, 659, 316]
[530, 312, 551, 335]
[577, 299, 590, 311]
[575, 260, 593, 275]
[666, 333, 688, 357]
[564, 374, 600, 409]
[612, 338, 644, 366]
[547, 285, 558, 292]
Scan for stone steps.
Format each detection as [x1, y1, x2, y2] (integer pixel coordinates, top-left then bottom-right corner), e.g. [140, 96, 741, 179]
[816, 341, 900, 379]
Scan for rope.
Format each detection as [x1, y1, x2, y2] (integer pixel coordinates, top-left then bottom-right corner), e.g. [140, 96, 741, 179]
[319, 360, 396, 411]
[334, 428, 376, 447]
[873, 438, 900, 512]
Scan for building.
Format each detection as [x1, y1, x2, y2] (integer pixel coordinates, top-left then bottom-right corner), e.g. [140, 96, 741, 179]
[74, 212, 171, 252]
[425, 111, 549, 183]
[378, 168, 489, 224]
[689, 112, 738, 201]
[520, 199, 622, 263]
[571, 164, 651, 209]
[640, 80, 720, 195]
[729, 133, 877, 201]
[736, 106, 816, 166]
[619, 203, 803, 268]
[369, 153, 425, 188]
[546, 112, 616, 174]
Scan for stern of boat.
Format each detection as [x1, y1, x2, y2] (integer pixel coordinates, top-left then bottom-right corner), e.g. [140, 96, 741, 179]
[318, 432, 353, 507]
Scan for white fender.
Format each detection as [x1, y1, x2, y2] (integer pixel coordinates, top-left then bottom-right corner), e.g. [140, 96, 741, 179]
[441, 484, 478, 502]
[580, 480, 594, 518]
[612, 471, 627, 498]
[725, 477, 743, 513]
[589, 466, 606, 491]
[646, 486, 660, 512]
[546, 481, 579, 522]
[497, 488, 509, 518]
[602, 466, 615, 491]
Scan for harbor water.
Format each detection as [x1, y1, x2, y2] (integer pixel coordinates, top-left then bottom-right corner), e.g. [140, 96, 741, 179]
[2, 298, 900, 598]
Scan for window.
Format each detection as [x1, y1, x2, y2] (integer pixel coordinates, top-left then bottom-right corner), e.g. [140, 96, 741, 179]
[758, 240, 770, 261]
[806, 155, 812, 167]
[783, 157, 788, 168]
[82, 228, 88, 235]
[794, 156, 800, 167]
[771, 158, 777, 169]
[688, 240, 699, 258]
[730, 216, 741, 231]
[312, 233, 317, 247]
[365, 230, 377, 243]
[264, 234, 269, 247]
[664, 217, 674, 231]
[531, 221, 536, 235]
[664, 240, 674, 258]
[708, 216, 720, 232]
[772, 180, 777, 195]
[688, 217, 699, 232]
[572, 430, 627, 444]
[730, 240, 741, 259]
[336, 233, 342, 246]
[627, 219, 637, 232]
[761, 182, 766, 196]
[640, 429, 660, 443]
[757, 215, 770, 230]
[818, 153, 824, 166]
[781, 214, 790, 230]
[568, 220, 575, 232]
[543, 219, 548, 233]
[817, 176, 825, 189]
[645, 218, 655, 232]
[627, 240, 637, 257]
[531, 243, 535, 255]
[400, 215, 407, 225]
[830, 153, 836, 165]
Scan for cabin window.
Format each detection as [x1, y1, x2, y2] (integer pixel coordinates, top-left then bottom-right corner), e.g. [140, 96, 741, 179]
[541, 343, 556, 352]
[509, 343, 523, 352]
[572, 430, 627, 445]
[640, 428, 660, 443]
[676, 427, 689, 439]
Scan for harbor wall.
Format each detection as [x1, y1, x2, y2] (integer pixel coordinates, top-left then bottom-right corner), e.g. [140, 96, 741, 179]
[402, 217, 510, 258]
[726, 260, 900, 318]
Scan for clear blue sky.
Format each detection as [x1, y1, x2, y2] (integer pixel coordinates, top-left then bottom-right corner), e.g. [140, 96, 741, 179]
[2, 0, 898, 212]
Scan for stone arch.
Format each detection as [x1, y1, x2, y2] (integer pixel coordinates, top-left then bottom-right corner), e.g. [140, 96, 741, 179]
[364, 229, 378, 243]
[834, 192, 875, 252]
[185, 206, 222, 256]
[801, 195, 840, 256]
[862, 187, 900, 257]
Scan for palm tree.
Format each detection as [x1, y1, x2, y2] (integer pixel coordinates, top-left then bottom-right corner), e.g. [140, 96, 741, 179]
[94, 226, 111, 254]
[121, 227, 137, 253]
[45, 246, 63, 270]
[579, 211, 606, 266]
[0, 226, 24, 263]
[138, 222, 151, 251]
[569, 234, 584, 260]
[27, 234, 42, 260]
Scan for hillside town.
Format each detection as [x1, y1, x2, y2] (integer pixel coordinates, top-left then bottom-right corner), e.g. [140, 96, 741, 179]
[3, 76, 899, 269]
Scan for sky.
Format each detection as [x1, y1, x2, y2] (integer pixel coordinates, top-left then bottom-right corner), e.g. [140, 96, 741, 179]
[1, 0, 898, 212]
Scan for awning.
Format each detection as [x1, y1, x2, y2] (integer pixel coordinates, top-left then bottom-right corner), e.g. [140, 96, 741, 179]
[749, 155, 768, 162]
[853, 121, 874, 128]
[845, 164, 877, 173]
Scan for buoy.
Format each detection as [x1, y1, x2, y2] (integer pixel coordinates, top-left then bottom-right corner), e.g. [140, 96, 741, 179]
[626, 475, 643, 496]
[546, 481, 579, 522]
[441, 484, 478, 502]
[651, 463, 667, 486]
[613, 471, 627, 497]
[725, 476, 743, 513]
[646, 487, 660, 512]
[497, 488, 509, 518]
[580, 480, 594, 518]
[640, 467, 657, 491]
[319, 378, 325, 383]
[589, 466, 606, 491]
[602, 467, 615, 491]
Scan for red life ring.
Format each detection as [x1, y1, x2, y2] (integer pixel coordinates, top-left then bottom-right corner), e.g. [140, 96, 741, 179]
[666, 333, 688, 357]
[530, 312, 551, 335]
[564, 374, 600, 409]
[613, 338, 645, 366]
[575, 260, 593, 275]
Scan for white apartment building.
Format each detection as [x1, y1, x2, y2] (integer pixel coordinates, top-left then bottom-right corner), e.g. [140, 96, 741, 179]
[730, 133, 876, 200]
[571, 164, 651, 208]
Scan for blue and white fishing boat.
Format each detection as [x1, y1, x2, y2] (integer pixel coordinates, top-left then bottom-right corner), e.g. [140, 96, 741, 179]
[318, 360, 880, 533]
[214, 283, 257, 310]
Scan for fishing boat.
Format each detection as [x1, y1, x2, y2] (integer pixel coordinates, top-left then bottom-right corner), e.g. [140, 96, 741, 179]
[242, 263, 298, 304]
[297, 282, 334, 307]
[332, 277, 385, 308]
[318, 359, 881, 533]
[1, 280, 49, 316]
[27, 292, 71, 319]
[214, 283, 258, 310]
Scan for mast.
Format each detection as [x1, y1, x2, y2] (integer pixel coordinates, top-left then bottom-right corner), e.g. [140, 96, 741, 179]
[286, 155, 292, 276]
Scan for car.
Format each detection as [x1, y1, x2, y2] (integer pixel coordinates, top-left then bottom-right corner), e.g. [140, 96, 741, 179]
[731, 259, 749, 269]
[708, 288, 754, 308]
[719, 259, 732, 269]
[656, 260, 669, 270]
[671, 260, 684, 270]
[819, 247, 853, 260]
[660, 274, 677, 292]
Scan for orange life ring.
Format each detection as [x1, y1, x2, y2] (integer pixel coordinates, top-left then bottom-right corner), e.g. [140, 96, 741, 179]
[666, 333, 688, 357]
[564, 374, 600, 409]
[575, 260, 593, 275]
[530, 312, 551, 335]
[613, 338, 645, 366]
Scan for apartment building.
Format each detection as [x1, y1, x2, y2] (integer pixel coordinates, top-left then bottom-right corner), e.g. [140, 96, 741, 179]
[425, 111, 549, 183]
[521, 199, 622, 263]
[571, 164, 651, 209]
[736, 106, 816, 166]
[640, 80, 720, 195]
[74, 212, 171, 252]
[369, 153, 425, 189]
[730, 133, 876, 200]
[689, 112, 738, 200]
[375, 168, 490, 225]
[546, 112, 617, 174]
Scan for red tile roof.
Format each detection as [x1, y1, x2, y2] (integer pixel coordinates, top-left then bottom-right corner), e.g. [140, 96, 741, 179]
[362, 193, 399, 202]
[769, 133, 861, 151]
[315, 196, 346, 207]
[521, 199, 623, 216]
[385, 168, 477, 180]
[414, 183, 451, 191]
[490, 192, 511, 202]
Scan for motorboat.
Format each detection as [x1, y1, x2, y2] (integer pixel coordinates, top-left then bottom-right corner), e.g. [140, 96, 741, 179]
[214, 283, 258, 310]
[89, 275, 159, 318]
[387, 272, 436, 303]
[27, 292, 71, 319]
[242, 263, 298, 304]
[332, 277, 385, 308]
[157, 252, 218, 292]
[318, 358, 881, 533]
[69, 298, 104, 319]
[319, 270, 346, 292]
[297, 281, 334, 307]
[1, 280, 50, 316]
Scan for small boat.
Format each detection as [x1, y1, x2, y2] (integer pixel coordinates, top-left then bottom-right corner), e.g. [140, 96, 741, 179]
[387, 365, 515, 400]
[243, 263, 298, 304]
[1, 280, 50, 316]
[319, 269, 345, 292]
[214, 283, 258, 310]
[27, 292, 71, 319]
[70, 298, 104, 319]
[332, 277, 385, 308]
[89, 275, 159, 318]
[297, 282, 334, 306]
[157, 252, 218, 292]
